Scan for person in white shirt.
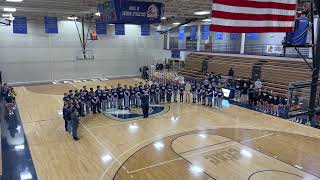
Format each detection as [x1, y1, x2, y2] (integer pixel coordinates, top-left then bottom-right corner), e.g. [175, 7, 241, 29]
[255, 79, 262, 90]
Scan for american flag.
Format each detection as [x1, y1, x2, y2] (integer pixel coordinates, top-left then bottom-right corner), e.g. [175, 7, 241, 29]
[211, 0, 298, 33]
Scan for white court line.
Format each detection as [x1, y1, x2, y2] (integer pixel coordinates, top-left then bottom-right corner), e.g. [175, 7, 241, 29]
[98, 126, 219, 180]
[126, 133, 274, 174]
[127, 158, 183, 174]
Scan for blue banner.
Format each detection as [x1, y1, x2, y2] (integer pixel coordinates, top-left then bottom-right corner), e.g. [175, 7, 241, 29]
[286, 17, 308, 45]
[13, 16, 27, 34]
[141, 24, 150, 36]
[215, 32, 224, 40]
[230, 33, 240, 40]
[44, 16, 58, 34]
[190, 26, 197, 41]
[171, 50, 180, 58]
[202, 25, 210, 40]
[96, 19, 107, 35]
[115, 24, 125, 35]
[178, 26, 185, 40]
[98, 0, 163, 24]
[246, 33, 259, 40]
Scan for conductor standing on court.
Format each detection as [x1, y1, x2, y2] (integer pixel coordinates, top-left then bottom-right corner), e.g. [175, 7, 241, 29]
[141, 91, 150, 118]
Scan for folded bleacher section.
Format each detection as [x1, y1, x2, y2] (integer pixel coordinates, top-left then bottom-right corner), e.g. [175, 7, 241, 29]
[179, 53, 312, 96]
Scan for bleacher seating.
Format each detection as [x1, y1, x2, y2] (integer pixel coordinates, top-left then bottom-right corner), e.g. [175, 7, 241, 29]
[179, 53, 312, 96]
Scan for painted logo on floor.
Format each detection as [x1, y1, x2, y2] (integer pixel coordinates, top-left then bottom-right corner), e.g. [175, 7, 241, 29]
[103, 105, 170, 121]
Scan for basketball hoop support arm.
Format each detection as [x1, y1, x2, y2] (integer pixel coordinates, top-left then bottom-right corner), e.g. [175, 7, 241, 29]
[308, 0, 320, 126]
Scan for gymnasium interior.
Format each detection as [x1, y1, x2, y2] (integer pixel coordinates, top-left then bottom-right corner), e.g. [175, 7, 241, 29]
[1, 0, 320, 180]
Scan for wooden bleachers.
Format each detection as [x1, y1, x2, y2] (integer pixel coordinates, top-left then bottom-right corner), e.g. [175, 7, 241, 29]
[261, 60, 312, 95]
[179, 53, 312, 96]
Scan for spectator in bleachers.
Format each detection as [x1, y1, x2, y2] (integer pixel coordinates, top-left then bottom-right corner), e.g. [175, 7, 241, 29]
[228, 68, 234, 77]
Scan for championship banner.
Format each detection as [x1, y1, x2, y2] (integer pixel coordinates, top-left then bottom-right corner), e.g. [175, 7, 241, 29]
[190, 26, 197, 41]
[13, 16, 27, 34]
[44, 16, 58, 34]
[98, 0, 163, 24]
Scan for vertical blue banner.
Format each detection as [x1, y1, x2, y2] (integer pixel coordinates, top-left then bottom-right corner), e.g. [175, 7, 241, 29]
[115, 24, 125, 35]
[13, 16, 27, 34]
[44, 16, 58, 34]
[178, 26, 185, 40]
[230, 33, 241, 40]
[215, 32, 224, 40]
[246, 33, 259, 40]
[202, 25, 210, 40]
[171, 49, 180, 58]
[141, 24, 150, 36]
[190, 26, 197, 41]
[96, 19, 107, 35]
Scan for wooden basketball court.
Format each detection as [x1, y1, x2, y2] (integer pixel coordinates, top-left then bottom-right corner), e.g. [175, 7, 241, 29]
[14, 78, 320, 180]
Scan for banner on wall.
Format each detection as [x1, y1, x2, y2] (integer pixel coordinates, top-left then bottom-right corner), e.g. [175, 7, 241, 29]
[96, 19, 107, 35]
[230, 33, 240, 40]
[246, 33, 259, 40]
[13, 16, 27, 34]
[178, 26, 185, 40]
[202, 25, 210, 40]
[115, 24, 125, 35]
[215, 32, 224, 40]
[98, 0, 163, 24]
[266, 45, 283, 54]
[171, 49, 181, 58]
[141, 24, 150, 36]
[190, 26, 197, 41]
[44, 16, 58, 34]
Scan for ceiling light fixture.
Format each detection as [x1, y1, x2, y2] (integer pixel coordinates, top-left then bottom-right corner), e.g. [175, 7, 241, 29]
[202, 19, 211, 22]
[68, 16, 78, 20]
[95, 12, 100, 16]
[172, 22, 180, 25]
[3, 7, 16, 12]
[6, 0, 23, 2]
[194, 11, 210, 15]
[161, 17, 166, 20]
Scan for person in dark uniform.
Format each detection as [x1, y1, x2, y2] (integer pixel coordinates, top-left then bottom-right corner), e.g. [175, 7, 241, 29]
[91, 94, 98, 114]
[63, 103, 71, 133]
[207, 86, 213, 107]
[267, 91, 274, 114]
[129, 86, 135, 108]
[262, 89, 269, 113]
[160, 83, 166, 103]
[273, 95, 280, 116]
[196, 85, 202, 104]
[155, 84, 160, 104]
[228, 68, 234, 77]
[141, 91, 150, 118]
[150, 84, 156, 104]
[124, 85, 130, 109]
[179, 84, 185, 102]
[248, 85, 254, 107]
[71, 108, 80, 141]
[191, 83, 197, 103]
[166, 83, 172, 103]
[95, 86, 102, 113]
[173, 83, 178, 103]
[118, 87, 124, 109]
[201, 86, 206, 105]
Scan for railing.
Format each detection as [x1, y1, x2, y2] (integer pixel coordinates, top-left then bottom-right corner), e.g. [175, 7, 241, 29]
[167, 43, 311, 59]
